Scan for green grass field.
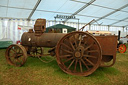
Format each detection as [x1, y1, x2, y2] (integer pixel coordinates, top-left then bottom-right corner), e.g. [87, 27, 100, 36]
[0, 48, 128, 85]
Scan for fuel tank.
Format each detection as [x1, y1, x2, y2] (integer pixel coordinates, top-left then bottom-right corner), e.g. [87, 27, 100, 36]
[21, 32, 66, 47]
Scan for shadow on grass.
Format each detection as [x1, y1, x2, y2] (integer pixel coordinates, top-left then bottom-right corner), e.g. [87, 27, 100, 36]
[23, 56, 121, 79]
[89, 67, 120, 78]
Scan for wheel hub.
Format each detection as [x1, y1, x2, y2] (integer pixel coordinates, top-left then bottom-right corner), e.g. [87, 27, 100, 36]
[14, 53, 20, 59]
[75, 51, 81, 58]
[14, 53, 21, 59]
[74, 46, 84, 58]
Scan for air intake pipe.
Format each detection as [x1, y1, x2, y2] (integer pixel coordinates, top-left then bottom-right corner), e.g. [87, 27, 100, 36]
[118, 30, 121, 41]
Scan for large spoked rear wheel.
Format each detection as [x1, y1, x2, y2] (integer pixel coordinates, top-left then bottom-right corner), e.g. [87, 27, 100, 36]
[5, 44, 27, 67]
[56, 31, 102, 76]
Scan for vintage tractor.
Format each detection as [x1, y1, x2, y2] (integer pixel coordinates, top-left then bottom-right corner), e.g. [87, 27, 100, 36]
[5, 19, 117, 76]
[117, 31, 127, 53]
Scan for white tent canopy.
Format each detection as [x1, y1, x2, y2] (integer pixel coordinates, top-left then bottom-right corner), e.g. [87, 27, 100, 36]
[0, 0, 128, 27]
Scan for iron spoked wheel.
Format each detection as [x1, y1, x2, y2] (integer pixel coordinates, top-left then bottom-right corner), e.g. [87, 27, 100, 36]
[5, 44, 27, 67]
[118, 44, 127, 53]
[56, 31, 102, 76]
[28, 47, 43, 57]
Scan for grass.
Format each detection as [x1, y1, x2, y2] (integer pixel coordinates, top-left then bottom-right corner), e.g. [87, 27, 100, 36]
[0, 47, 128, 85]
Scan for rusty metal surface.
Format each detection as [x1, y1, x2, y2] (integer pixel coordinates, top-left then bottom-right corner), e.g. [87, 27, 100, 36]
[34, 19, 46, 36]
[95, 35, 117, 67]
[95, 36, 117, 56]
[5, 44, 27, 67]
[21, 33, 66, 47]
[56, 31, 102, 76]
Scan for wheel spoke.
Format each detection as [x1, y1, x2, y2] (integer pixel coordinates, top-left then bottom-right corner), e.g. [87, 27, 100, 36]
[67, 59, 75, 69]
[78, 35, 82, 46]
[84, 43, 94, 51]
[83, 55, 97, 58]
[84, 41, 87, 45]
[79, 60, 83, 72]
[10, 50, 15, 54]
[63, 57, 74, 63]
[81, 59, 89, 70]
[10, 56, 14, 58]
[73, 35, 78, 48]
[16, 58, 21, 63]
[18, 55, 25, 65]
[12, 49, 17, 53]
[74, 59, 78, 71]
[36, 51, 40, 54]
[18, 49, 21, 53]
[17, 48, 20, 53]
[9, 53, 16, 57]
[61, 43, 72, 51]
[21, 57, 25, 65]
[9, 51, 15, 56]
[61, 48, 73, 54]
[30, 47, 43, 57]
[60, 55, 72, 58]
[84, 36, 89, 45]
[68, 38, 75, 51]
[15, 46, 19, 53]
[13, 58, 17, 64]
[17, 53, 23, 56]
[84, 57, 94, 66]
[36, 51, 38, 55]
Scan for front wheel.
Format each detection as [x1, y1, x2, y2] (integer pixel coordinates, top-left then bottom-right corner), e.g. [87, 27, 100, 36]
[5, 44, 27, 67]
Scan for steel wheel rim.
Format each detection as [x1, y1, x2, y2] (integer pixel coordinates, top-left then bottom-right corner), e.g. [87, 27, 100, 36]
[56, 31, 102, 76]
[5, 44, 27, 67]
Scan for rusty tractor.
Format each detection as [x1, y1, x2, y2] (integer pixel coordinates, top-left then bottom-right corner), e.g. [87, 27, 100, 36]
[5, 19, 117, 76]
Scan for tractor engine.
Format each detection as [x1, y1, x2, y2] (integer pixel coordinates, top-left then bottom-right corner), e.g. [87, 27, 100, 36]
[21, 19, 65, 47]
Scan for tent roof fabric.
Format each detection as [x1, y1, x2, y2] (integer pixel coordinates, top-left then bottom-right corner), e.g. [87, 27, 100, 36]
[0, 0, 128, 27]
[46, 24, 76, 29]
